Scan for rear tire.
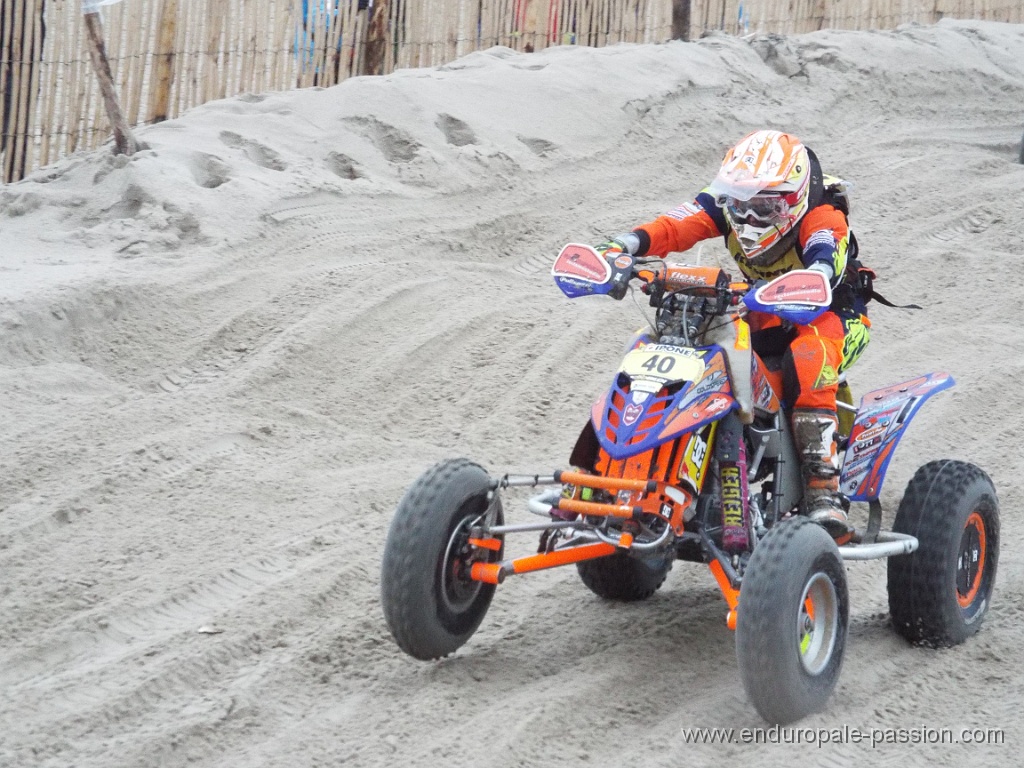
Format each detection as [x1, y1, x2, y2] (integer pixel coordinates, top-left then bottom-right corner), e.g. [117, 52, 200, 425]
[577, 550, 672, 601]
[381, 459, 503, 660]
[736, 517, 849, 724]
[887, 460, 999, 647]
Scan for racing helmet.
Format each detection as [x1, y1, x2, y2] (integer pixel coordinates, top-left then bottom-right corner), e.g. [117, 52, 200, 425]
[708, 130, 812, 264]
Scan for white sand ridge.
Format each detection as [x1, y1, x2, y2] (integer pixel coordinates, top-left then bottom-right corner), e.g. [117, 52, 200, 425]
[1, 18, 1023, 767]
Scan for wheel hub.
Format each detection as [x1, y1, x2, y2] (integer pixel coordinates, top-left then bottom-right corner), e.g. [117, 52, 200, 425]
[956, 510, 987, 608]
[797, 572, 839, 675]
[440, 519, 484, 612]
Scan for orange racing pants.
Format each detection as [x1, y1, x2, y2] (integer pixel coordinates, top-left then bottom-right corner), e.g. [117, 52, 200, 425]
[749, 309, 871, 411]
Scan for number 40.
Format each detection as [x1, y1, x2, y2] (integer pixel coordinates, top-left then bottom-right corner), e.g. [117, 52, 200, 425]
[641, 355, 676, 374]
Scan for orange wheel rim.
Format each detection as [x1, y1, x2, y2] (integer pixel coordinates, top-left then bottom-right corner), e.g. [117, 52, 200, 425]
[956, 511, 987, 608]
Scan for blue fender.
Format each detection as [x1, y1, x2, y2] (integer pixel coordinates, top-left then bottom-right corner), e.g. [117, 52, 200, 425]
[839, 372, 954, 501]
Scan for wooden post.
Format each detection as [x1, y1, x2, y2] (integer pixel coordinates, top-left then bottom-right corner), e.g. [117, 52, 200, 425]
[2, 0, 24, 182]
[523, 0, 538, 51]
[83, 9, 138, 155]
[269, 0, 291, 90]
[204, 0, 225, 102]
[365, 0, 389, 75]
[933, 0, 948, 22]
[5, 0, 47, 182]
[22, 0, 43, 173]
[239, 0, 255, 92]
[149, 0, 177, 121]
[672, 0, 691, 39]
[0, 1, 13, 167]
[39, 0, 63, 169]
[814, 0, 826, 28]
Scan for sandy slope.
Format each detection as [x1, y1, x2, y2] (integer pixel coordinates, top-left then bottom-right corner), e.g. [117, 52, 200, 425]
[2, 18, 1024, 767]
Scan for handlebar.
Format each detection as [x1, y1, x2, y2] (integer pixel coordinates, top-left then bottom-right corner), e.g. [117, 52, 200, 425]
[553, 244, 830, 329]
[630, 261, 833, 330]
[632, 263, 750, 311]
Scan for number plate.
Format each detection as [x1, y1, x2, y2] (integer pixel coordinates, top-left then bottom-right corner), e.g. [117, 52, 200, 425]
[620, 348, 706, 384]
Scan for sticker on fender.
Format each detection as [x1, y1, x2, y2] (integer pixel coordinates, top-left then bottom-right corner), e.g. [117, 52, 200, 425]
[620, 348, 706, 384]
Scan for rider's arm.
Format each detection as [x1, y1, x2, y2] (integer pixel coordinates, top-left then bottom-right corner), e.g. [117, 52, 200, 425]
[798, 205, 851, 283]
[630, 191, 725, 257]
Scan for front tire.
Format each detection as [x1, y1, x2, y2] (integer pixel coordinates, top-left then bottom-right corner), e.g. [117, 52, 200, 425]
[736, 517, 849, 724]
[577, 550, 672, 601]
[887, 459, 999, 647]
[381, 459, 503, 660]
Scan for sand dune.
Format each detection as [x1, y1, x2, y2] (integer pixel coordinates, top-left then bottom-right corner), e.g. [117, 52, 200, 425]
[2, 18, 1024, 766]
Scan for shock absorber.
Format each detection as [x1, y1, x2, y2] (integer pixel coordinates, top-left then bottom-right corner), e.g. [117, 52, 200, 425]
[716, 412, 751, 553]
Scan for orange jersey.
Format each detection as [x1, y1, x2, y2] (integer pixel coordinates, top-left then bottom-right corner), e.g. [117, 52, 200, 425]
[632, 189, 865, 412]
[634, 192, 852, 284]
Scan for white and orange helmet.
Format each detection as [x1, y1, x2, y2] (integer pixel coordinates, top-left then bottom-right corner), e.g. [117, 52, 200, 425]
[708, 130, 812, 263]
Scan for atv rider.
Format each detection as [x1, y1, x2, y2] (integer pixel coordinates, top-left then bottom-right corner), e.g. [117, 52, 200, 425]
[596, 130, 871, 538]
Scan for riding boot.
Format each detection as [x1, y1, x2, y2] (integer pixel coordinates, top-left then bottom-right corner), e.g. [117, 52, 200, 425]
[791, 408, 851, 539]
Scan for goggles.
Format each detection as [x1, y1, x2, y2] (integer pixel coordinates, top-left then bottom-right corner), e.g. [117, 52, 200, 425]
[724, 191, 799, 227]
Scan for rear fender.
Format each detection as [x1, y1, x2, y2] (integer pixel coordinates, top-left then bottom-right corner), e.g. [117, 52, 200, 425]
[839, 373, 954, 501]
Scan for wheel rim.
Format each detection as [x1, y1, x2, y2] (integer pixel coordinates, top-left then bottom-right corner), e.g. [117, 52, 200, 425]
[797, 572, 839, 676]
[956, 510, 987, 609]
[440, 516, 484, 613]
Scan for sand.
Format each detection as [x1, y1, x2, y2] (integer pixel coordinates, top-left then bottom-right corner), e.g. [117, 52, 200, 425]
[2, 17, 1024, 767]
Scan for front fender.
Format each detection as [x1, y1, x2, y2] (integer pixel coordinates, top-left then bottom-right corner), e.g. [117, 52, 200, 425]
[592, 346, 737, 461]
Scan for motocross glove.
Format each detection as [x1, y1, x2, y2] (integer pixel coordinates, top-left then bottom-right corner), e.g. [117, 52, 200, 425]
[594, 234, 640, 301]
[594, 232, 641, 258]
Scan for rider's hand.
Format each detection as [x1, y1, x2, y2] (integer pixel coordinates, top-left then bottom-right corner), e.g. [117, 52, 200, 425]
[594, 239, 627, 259]
[594, 232, 640, 260]
[593, 241, 632, 300]
[594, 234, 642, 300]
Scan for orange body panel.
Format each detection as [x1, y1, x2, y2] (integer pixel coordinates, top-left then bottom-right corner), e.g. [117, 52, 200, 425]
[594, 434, 696, 532]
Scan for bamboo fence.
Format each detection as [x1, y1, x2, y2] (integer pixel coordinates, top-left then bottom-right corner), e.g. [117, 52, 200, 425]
[690, 0, 1023, 36]
[1, 0, 1022, 182]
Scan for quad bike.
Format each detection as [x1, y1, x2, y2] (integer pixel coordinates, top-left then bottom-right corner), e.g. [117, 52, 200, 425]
[380, 244, 999, 724]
